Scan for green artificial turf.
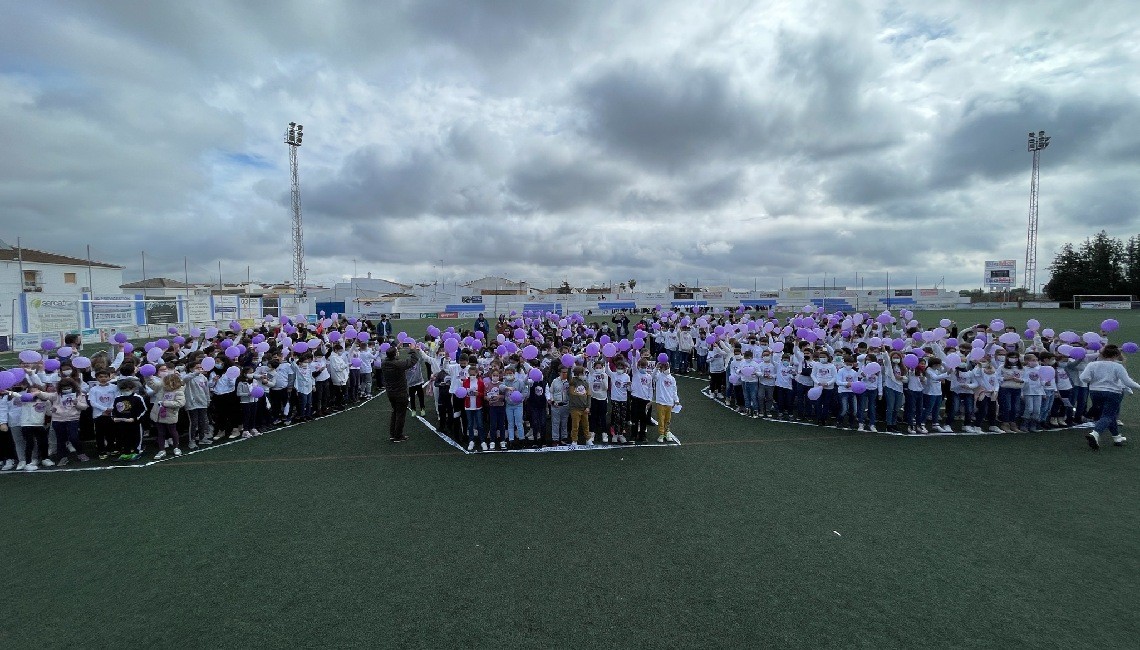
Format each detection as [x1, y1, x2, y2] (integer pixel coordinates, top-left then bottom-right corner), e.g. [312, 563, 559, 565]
[0, 309, 1137, 648]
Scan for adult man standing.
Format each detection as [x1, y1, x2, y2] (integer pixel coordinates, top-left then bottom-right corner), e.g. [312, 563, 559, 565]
[380, 342, 426, 443]
[474, 313, 490, 338]
[377, 315, 393, 341]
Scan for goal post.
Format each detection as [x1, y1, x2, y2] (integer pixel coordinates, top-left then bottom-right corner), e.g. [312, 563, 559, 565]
[1072, 295, 1134, 310]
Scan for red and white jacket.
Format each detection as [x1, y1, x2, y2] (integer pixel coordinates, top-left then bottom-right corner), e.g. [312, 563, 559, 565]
[461, 376, 486, 410]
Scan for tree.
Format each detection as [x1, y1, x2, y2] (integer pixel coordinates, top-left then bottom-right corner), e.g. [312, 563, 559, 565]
[627, 278, 637, 290]
[556, 281, 572, 295]
[1043, 230, 1136, 301]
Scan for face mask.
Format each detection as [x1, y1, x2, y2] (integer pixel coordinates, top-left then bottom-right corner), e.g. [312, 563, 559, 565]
[61, 370, 72, 376]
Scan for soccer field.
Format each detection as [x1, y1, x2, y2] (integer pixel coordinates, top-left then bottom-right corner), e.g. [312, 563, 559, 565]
[1, 309, 1138, 648]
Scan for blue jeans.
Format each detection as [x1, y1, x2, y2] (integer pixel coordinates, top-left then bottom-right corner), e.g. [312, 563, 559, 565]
[884, 388, 903, 426]
[1089, 390, 1122, 437]
[949, 393, 974, 427]
[466, 409, 485, 443]
[489, 405, 507, 439]
[1040, 390, 1056, 422]
[838, 393, 857, 424]
[1022, 394, 1043, 428]
[815, 387, 837, 421]
[506, 404, 524, 440]
[742, 382, 759, 412]
[857, 392, 876, 427]
[298, 392, 313, 418]
[1071, 386, 1089, 421]
[921, 393, 942, 426]
[904, 389, 923, 426]
[998, 387, 1021, 423]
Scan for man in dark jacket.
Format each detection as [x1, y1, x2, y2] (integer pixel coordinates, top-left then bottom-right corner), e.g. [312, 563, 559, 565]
[380, 343, 426, 442]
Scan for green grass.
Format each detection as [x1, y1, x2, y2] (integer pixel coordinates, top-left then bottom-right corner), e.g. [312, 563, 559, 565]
[1, 309, 1138, 648]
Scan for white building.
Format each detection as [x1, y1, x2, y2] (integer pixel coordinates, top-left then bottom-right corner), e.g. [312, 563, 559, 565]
[463, 276, 529, 293]
[0, 240, 125, 336]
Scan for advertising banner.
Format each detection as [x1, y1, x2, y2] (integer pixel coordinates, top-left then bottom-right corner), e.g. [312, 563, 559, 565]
[984, 260, 1016, 287]
[23, 295, 79, 333]
[90, 295, 137, 328]
[186, 296, 212, 323]
[145, 299, 179, 325]
[212, 295, 239, 320]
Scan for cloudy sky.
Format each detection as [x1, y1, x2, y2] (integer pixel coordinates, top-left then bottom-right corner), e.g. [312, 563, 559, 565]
[2, 0, 1137, 292]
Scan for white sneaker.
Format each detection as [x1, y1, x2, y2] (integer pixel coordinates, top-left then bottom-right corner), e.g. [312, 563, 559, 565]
[16, 461, 27, 470]
[480, 442, 488, 451]
[241, 432, 253, 439]
[467, 441, 475, 451]
[66, 442, 77, 453]
[419, 409, 426, 417]
[251, 429, 260, 436]
[907, 426, 916, 434]
[1113, 435, 1126, 446]
[1, 460, 14, 471]
[1086, 430, 1101, 450]
[869, 425, 877, 432]
[174, 448, 183, 457]
[525, 433, 534, 441]
[228, 431, 240, 439]
[657, 435, 665, 443]
[856, 424, 864, 432]
[25, 463, 38, 471]
[918, 425, 928, 434]
[41, 458, 56, 467]
[602, 433, 609, 443]
[988, 426, 1003, 433]
[154, 450, 167, 460]
[165, 439, 173, 448]
[189, 442, 198, 450]
[587, 439, 595, 446]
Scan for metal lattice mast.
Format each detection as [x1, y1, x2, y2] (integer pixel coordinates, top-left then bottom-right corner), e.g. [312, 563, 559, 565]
[285, 122, 305, 299]
[1025, 130, 1049, 295]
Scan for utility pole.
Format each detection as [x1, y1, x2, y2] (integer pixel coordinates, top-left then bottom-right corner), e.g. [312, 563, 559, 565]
[285, 122, 306, 300]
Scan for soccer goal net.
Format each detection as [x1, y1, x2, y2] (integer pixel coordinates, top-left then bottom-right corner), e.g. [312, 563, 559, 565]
[1073, 295, 1134, 310]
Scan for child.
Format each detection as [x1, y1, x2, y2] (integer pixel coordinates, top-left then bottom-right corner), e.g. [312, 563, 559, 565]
[88, 369, 120, 459]
[757, 351, 777, 417]
[774, 353, 796, 418]
[881, 353, 905, 433]
[49, 377, 89, 465]
[810, 351, 838, 426]
[972, 360, 1002, 433]
[501, 364, 526, 449]
[236, 367, 258, 438]
[629, 359, 654, 443]
[588, 360, 609, 441]
[998, 353, 1024, 433]
[150, 372, 187, 458]
[485, 369, 507, 450]
[653, 362, 680, 443]
[182, 360, 212, 446]
[738, 351, 761, 418]
[547, 366, 570, 445]
[567, 366, 591, 446]
[948, 361, 978, 433]
[1019, 354, 1045, 433]
[1079, 343, 1140, 449]
[112, 378, 147, 461]
[857, 356, 880, 432]
[524, 369, 548, 445]
[608, 361, 631, 444]
[922, 358, 949, 433]
[291, 355, 315, 422]
[461, 370, 487, 451]
[836, 355, 859, 429]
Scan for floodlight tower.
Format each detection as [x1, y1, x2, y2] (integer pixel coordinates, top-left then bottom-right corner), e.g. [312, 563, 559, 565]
[285, 122, 306, 299]
[1024, 130, 1049, 296]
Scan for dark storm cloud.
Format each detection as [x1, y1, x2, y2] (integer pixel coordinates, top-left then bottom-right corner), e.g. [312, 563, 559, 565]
[575, 60, 773, 171]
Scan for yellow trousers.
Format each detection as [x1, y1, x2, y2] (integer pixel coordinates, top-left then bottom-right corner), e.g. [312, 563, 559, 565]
[569, 408, 589, 443]
[656, 404, 673, 436]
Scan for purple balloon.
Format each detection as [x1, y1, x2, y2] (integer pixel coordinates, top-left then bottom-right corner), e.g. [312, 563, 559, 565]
[225, 366, 241, 379]
[561, 353, 576, 368]
[358, 332, 370, 342]
[250, 385, 265, 398]
[455, 387, 468, 399]
[71, 356, 91, 369]
[44, 358, 61, 372]
[528, 368, 543, 382]
[902, 354, 920, 369]
[807, 386, 823, 401]
[41, 339, 57, 351]
[509, 390, 524, 404]
[201, 357, 216, 371]
[851, 380, 867, 395]
[657, 353, 669, 364]
[18, 350, 42, 364]
[292, 343, 307, 354]
[1121, 342, 1138, 354]
[113, 332, 128, 344]
[139, 364, 157, 377]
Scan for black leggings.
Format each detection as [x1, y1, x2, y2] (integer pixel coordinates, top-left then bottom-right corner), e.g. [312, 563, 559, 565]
[409, 384, 425, 411]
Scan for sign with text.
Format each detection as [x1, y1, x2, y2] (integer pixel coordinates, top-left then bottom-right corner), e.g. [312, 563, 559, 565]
[984, 260, 1016, 287]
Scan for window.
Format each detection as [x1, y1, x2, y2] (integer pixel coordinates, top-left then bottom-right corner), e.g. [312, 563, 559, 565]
[64, 272, 77, 284]
[22, 270, 42, 291]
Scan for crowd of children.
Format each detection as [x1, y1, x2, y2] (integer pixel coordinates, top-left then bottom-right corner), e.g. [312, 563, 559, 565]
[1, 306, 1136, 469]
